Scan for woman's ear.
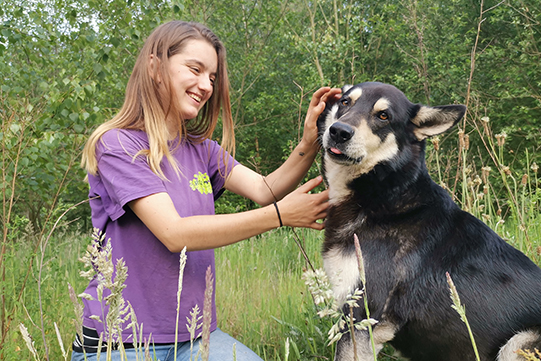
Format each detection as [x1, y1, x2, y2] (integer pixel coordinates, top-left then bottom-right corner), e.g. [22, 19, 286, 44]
[149, 54, 162, 83]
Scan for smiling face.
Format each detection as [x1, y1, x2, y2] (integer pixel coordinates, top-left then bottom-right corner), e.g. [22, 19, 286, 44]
[168, 39, 218, 121]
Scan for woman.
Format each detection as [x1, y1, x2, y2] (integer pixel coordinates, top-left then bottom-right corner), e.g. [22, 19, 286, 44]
[73, 20, 340, 361]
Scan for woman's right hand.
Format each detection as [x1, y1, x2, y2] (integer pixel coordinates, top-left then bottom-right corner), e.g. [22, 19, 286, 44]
[276, 176, 329, 230]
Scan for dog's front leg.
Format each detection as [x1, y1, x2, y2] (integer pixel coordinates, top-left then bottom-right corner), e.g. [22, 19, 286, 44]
[334, 322, 396, 361]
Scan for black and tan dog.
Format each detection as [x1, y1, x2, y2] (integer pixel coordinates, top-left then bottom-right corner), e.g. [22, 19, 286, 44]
[317, 82, 541, 361]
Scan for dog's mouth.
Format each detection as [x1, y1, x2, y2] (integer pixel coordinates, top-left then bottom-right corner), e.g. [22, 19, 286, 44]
[326, 147, 362, 164]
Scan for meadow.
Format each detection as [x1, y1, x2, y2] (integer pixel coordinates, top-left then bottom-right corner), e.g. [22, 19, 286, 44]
[3, 124, 541, 361]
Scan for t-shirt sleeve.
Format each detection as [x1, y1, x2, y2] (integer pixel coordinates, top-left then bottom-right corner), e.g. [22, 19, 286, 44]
[95, 130, 166, 221]
[205, 140, 239, 201]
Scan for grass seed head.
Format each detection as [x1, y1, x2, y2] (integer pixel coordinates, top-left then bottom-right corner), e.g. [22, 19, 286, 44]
[19, 323, 38, 361]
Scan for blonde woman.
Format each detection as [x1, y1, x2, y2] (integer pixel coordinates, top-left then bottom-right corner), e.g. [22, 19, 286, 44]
[72, 20, 339, 361]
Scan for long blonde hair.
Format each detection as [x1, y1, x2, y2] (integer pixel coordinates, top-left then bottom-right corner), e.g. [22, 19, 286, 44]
[81, 21, 235, 179]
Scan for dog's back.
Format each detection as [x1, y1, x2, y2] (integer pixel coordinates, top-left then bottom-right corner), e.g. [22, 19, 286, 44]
[317, 82, 541, 361]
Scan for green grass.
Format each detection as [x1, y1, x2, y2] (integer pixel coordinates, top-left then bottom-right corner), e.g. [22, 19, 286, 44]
[0, 231, 89, 360]
[4, 211, 541, 361]
[215, 227, 334, 360]
[4, 126, 541, 360]
[3, 228, 337, 361]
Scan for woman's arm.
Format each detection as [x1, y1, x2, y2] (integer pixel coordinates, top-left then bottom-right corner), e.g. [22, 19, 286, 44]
[129, 87, 338, 252]
[128, 176, 328, 252]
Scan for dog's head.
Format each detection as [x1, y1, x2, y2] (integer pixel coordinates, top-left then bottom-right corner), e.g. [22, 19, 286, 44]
[317, 82, 466, 202]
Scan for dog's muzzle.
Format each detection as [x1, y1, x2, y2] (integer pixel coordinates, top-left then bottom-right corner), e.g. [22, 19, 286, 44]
[324, 122, 363, 164]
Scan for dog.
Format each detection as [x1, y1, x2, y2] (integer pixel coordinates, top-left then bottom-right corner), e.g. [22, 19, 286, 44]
[317, 82, 541, 361]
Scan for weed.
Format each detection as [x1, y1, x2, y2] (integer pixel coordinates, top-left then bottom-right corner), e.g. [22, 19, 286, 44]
[517, 348, 541, 361]
[446, 272, 481, 361]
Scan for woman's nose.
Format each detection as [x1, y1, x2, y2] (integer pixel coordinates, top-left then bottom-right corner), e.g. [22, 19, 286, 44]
[199, 76, 213, 93]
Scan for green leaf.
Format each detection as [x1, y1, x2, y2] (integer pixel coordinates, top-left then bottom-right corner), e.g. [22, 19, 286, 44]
[110, 37, 121, 47]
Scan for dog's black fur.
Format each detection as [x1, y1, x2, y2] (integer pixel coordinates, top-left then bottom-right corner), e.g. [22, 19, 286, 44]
[317, 82, 541, 361]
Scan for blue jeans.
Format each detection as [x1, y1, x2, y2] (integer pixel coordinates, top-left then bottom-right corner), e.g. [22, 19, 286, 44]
[70, 328, 263, 361]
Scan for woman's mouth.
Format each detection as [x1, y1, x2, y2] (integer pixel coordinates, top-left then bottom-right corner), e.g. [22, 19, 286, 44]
[187, 92, 202, 103]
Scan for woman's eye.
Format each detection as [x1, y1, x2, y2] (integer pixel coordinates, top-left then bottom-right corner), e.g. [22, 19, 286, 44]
[341, 99, 350, 106]
[190, 67, 200, 73]
[378, 111, 389, 121]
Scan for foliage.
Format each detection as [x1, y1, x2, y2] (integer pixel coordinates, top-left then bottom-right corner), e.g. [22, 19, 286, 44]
[2, 0, 541, 223]
[2, 0, 541, 359]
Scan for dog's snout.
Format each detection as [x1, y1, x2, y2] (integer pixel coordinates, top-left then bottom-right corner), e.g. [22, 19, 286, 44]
[329, 122, 354, 144]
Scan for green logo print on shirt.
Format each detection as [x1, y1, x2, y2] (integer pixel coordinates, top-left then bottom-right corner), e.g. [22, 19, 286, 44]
[189, 172, 212, 195]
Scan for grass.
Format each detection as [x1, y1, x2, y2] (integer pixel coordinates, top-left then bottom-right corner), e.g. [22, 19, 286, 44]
[215, 227, 334, 360]
[3, 227, 335, 361]
[3, 121, 541, 360]
[0, 230, 88, 360]
[5, 205, 541, 360]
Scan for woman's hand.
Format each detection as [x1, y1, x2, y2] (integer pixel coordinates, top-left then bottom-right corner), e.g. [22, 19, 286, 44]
[276, 176, 329, 230]
[300, 87, 342, 153]
[129, 176, 329, 252]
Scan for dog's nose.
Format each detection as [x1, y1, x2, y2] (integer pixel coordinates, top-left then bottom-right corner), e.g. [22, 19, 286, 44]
[329, 122, 354, 143]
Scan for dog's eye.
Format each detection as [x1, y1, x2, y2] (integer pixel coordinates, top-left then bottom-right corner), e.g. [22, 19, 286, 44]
[341, 99, 350, 106]
[378, 111, 389, 121]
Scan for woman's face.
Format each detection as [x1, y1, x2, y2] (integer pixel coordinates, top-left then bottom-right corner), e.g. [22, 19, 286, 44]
[168, 39, 218, 120]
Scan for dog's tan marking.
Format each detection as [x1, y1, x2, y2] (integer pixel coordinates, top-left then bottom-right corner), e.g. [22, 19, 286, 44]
[342, 84, 353, 93]
[323, 121, 399, 205]
[373, 97, 390, 112]
[324, 104, 340, 130]
[324, 160, 356, 205]
[348, 87, 363, 105]
[352, 122, 399, 174]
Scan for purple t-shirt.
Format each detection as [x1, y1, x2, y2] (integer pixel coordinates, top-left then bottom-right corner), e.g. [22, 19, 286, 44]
[83, 128, 238, 343]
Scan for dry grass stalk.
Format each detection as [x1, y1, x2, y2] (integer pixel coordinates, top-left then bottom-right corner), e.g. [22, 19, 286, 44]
[186, 304, 202, 359]
[78, 228, 133, 356]
[201, 265, 214, 361]
[68, 282, 84, 345]
[354, 234, 378, 361]
[446, 272, 480, 361]
[19, 323, 39, 361]
[54, 322, 68, 360]
[174, 247, 188, 361]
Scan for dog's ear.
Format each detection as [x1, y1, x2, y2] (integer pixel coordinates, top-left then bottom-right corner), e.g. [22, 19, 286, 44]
[410, 104, 467, 140]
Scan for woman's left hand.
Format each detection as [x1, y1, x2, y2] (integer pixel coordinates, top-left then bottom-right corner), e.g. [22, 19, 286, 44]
[301, 86, 342, 151]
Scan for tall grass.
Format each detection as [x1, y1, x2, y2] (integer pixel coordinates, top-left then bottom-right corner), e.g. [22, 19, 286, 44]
[215, 227, 335, 360]
[4, 120, 541, 361]
[1, 230, 88, 360]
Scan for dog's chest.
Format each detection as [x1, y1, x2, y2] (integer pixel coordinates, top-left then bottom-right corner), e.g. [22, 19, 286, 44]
[322, 202, 412, 308]
[323, 246, 361, 306]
